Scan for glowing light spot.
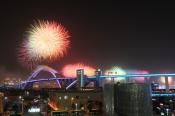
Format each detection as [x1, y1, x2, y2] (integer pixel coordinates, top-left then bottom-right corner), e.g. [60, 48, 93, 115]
[160, 76, 172, 84]
[48, 100, 59, 111]
[105, 66, 126, 82]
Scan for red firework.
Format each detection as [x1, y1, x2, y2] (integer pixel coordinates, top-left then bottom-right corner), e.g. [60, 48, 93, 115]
[61, 63, 95, 77]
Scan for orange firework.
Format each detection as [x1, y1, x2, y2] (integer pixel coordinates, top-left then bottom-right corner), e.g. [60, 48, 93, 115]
[18, 20, 70, 68]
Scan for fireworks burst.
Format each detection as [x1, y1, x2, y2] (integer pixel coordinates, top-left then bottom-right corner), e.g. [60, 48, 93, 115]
[18, 20, 70, 68]
[61, 63, 95, 77]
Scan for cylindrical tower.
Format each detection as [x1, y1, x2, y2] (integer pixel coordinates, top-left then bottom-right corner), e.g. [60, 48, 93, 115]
[114, 83, 153, 116]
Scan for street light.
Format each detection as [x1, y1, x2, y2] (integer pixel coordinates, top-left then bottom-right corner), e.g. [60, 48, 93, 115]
[19, 96, 24, 114]
[19, 96, 22, 99]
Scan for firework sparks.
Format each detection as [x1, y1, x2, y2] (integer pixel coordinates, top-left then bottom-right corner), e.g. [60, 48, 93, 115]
[18, 20, 70, 68]
[48, 100, 59, 111]
[61, 63, 95, 77]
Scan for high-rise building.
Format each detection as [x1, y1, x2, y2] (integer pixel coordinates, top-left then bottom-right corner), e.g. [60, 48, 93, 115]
[76, 69, 84, 89]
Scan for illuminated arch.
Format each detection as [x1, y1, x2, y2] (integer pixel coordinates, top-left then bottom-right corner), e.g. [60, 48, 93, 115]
[22, 65, 61, 89]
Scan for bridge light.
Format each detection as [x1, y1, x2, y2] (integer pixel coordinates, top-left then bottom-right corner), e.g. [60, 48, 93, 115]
[64, 95, 68, 100]
[95, 69, 102, 87]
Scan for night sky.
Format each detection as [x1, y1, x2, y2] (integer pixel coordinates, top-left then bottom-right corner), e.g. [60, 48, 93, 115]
[0, 1, 175, 74]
